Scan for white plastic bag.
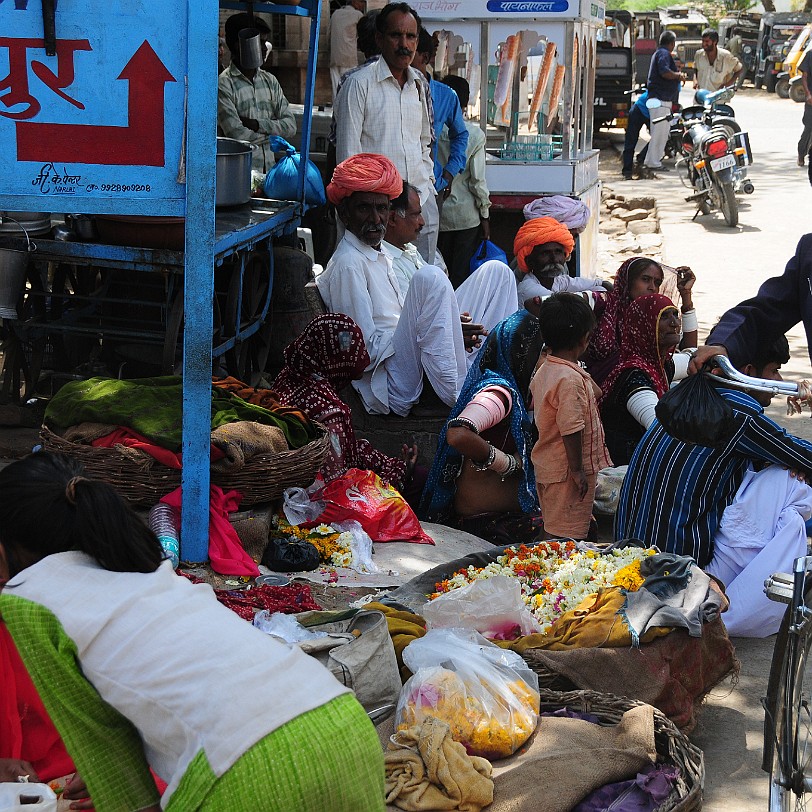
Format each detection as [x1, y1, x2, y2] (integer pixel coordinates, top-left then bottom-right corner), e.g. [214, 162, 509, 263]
[282, 479, 325, 525]
[397, 628, 540, 759]
[0, 783, 57, 812]
[422, 575, 542, 638]
[252, 610, 329, 643]
[333, 520, 382, 574]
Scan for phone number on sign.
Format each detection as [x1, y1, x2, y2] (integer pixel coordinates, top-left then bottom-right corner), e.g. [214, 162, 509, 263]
[87, 184, 152, 193]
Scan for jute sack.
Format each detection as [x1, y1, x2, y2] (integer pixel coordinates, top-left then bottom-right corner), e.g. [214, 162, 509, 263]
[298, 609, 402, 714]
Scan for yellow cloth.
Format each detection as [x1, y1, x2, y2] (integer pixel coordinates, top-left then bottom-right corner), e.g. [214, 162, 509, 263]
[385, 716, 494, 812]
[513, 216, 575, 272]
[327, 153, 403, 205]
[498, 588, 672, 653]
[366, 602, 426, 681]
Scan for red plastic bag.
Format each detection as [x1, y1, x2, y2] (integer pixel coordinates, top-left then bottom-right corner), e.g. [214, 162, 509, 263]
[316, 469, 434, 544]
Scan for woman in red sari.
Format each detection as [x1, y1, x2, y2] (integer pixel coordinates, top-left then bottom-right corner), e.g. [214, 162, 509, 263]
[585, 257, 697, 387]
[597, 293, 687, 465]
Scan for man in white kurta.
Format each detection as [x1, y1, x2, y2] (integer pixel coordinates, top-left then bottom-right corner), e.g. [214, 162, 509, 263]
[334, 4, 440, 264]
[317, 154, 516, 416]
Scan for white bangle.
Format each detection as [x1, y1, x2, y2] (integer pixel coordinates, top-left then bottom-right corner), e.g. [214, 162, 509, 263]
[681, 308, 698, 333]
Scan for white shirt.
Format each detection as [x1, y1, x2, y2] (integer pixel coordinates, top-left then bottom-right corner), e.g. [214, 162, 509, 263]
[316, 231, 405, 413]
[329, 5, 362, 67]
[335, 58, 434, 204]
[516, 272, 606, 310]
[7, 552, 347, 802]
[693, 47, 742, 91]
[383, 240, 425, 297]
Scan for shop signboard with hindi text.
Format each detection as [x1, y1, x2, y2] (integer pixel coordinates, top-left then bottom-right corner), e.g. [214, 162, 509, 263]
[0, 0, 188, 216]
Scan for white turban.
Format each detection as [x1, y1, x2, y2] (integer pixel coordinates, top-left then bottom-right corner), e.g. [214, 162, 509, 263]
[523, 195, 591, 234]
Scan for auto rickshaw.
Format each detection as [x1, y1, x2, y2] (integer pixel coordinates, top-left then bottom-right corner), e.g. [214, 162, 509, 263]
[776, 23, 812, 99]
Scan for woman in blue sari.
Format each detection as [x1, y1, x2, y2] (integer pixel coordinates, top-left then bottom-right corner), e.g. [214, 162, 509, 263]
[419, 310, 544, 544]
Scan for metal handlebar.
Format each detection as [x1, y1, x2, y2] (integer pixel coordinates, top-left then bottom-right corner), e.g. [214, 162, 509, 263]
[708, 354, 800, 397]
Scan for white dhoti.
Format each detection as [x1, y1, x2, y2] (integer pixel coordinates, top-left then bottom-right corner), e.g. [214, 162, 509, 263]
[705, 465, 812, 638]
[386, 261, 517, 415]
[415, 192, 440, 265]
[643, 98, 671, 169]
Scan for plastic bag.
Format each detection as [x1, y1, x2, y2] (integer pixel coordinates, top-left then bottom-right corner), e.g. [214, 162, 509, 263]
[422, 575, 542, 639]
[261, 537, 321, 572]
[654, 373, 737, 448]
[316, 468, 433, 544]
[469, 239, 508, 274]
[253, 610, 329, 643]
[332, 520, 382, 574]
[397, 628, 540, 759]
[282, 479, 325, 525]
[263, 135, 326, 210]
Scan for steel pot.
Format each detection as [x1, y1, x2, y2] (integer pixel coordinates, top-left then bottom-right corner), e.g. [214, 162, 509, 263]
[216, 138, 254, 207]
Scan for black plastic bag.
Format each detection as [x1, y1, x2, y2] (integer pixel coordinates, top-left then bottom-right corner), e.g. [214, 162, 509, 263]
[655, 373, 737, 448]
[261, 538, 321, 572]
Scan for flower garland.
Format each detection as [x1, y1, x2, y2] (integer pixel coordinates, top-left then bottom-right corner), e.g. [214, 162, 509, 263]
[432, 542, 657, 634]
[272, 516, 354, 568]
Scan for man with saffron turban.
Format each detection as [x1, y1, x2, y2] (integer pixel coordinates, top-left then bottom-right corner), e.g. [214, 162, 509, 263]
[513, 216, 608, 315]
[317, 153, 516, 416]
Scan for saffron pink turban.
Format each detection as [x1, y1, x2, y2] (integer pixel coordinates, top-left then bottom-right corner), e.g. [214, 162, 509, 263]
[326, 153, 403, 206]
[513, 216, 575, 273]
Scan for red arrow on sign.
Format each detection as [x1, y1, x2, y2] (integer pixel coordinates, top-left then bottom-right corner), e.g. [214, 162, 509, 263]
[16, 41, 176, 166]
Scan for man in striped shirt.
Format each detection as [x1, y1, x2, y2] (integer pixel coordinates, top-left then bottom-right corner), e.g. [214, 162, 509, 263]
[615, 335, 812, 636]
[218, 13, 296, 173]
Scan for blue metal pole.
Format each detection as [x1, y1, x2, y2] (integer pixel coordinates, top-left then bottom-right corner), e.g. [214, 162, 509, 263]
[181, 0, 218, 562]
[296, 0, 321, 204]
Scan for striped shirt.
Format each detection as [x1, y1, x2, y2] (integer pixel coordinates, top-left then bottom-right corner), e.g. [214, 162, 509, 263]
[334, 57, 434, 204]
[217, 64, 296, 172]
[614, 387, 812, 567]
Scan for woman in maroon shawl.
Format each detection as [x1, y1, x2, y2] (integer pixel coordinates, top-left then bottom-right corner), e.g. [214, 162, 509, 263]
[597, 294, 685, 465]
[585, 257, 697, 386]
[272, 314, 421, 499]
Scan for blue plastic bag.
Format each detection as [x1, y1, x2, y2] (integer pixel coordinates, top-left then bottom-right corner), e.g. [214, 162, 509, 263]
[263, 136, 326, 210]
[469, 239, 508, 274]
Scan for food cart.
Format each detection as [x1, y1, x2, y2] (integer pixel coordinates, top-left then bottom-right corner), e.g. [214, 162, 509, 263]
[419, 0, 605, 274]
[0, 0, 320, 561]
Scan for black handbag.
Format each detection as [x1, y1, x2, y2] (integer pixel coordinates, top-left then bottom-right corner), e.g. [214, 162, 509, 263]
[261, 538, 321, 572]
[655, 373, 737, 448]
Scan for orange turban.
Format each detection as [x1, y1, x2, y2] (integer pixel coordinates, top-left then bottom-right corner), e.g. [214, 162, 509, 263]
[513, 216, 575, 273]
[326, 153, 403, 206]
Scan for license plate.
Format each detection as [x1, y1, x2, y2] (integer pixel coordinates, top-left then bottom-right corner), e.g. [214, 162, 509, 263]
[710, 154, 736, 172]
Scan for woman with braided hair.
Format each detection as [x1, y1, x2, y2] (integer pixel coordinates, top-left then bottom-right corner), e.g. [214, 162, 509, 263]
[0, 452, 384, 812]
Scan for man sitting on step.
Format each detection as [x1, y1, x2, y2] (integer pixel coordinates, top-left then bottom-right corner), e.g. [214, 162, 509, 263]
[316, 153, 517, 416]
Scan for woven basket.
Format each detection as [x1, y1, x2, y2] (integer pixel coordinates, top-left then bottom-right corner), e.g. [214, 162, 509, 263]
[39, 424, 329, 507]
[537, 688, 703, 812]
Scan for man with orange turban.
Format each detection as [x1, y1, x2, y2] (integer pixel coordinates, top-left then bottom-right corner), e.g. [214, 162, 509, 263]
[318, 153, 517, 416]
[513, 216, 608, 316]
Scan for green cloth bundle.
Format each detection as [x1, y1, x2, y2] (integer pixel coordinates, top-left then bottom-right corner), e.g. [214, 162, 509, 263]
[45, 376, 315, 451]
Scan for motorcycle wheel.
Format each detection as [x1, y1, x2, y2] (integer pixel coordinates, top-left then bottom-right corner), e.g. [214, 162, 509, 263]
[791, 81, 807, 104]
[719, 180, 738, 227]
[776, 76, 790, 99]
[766, 71, 777, 93]
[711, 116, 741, 142]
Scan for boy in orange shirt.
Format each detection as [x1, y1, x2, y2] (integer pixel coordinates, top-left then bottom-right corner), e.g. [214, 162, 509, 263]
[531, 293, 612, 539]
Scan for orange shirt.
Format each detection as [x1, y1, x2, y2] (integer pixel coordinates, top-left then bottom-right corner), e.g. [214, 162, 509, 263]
[530, 355, 612, 484]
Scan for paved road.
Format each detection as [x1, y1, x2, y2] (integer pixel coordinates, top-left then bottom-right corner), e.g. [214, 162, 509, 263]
[602, 87, 812, 811]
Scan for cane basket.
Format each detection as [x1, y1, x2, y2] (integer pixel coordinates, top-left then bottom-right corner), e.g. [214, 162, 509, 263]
[537, 688, 703, 812]
[39, 423, 329, 507]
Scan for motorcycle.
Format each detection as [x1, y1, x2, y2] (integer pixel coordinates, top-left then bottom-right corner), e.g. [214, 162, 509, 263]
[676, 87, 754, 227]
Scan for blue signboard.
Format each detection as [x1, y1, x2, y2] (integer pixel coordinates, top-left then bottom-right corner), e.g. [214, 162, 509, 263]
[0, 0, 188, 214]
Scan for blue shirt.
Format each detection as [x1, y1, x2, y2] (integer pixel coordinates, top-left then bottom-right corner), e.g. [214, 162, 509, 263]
[634, 90, 650, 120]
[647, 46, 680, 103]
[429, 78, 468, 192]
[614, 387, 812, 567]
